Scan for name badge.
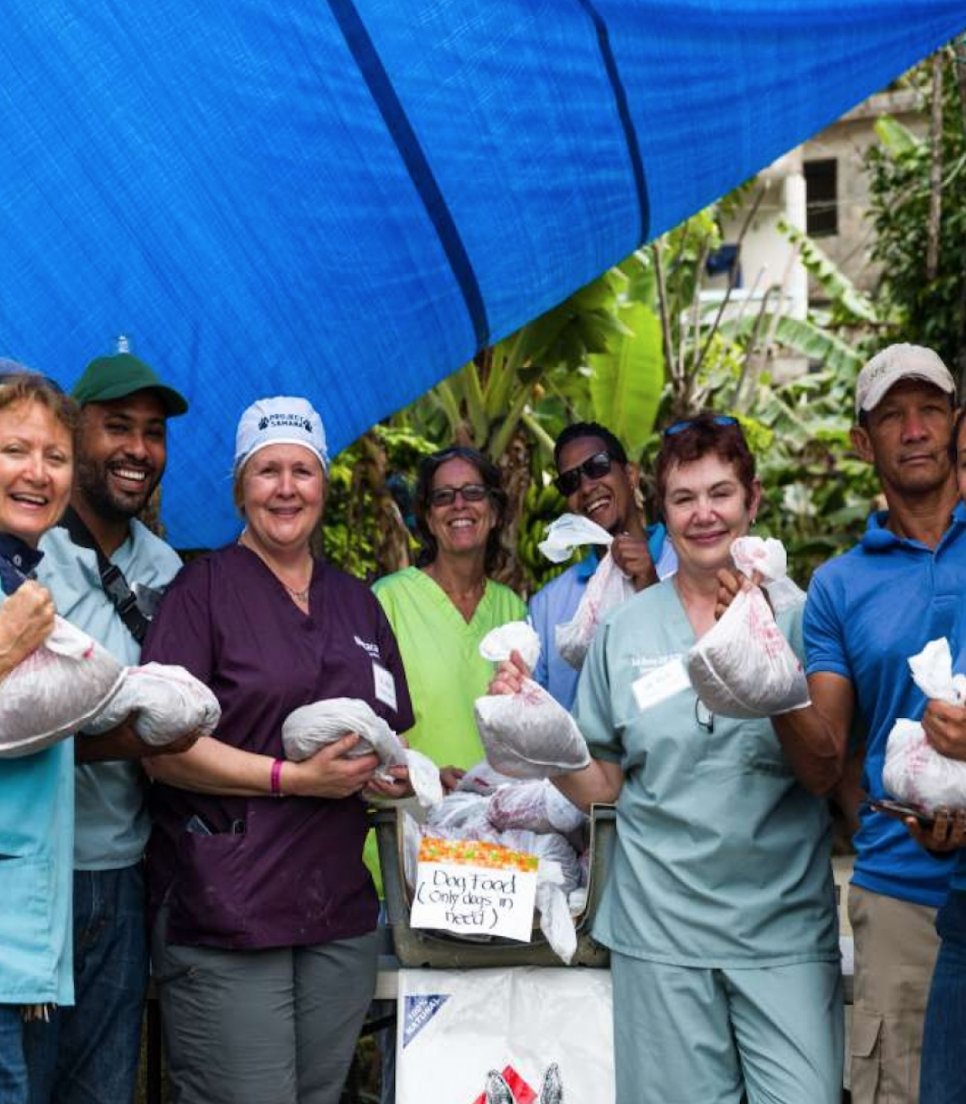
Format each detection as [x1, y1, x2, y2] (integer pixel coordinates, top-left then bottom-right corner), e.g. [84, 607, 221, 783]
[373, 662, 398, 711]
[631, 657, 690, 712]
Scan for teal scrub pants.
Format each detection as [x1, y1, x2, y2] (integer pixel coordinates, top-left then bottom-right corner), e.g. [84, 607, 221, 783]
[611, 952, 843, 1104]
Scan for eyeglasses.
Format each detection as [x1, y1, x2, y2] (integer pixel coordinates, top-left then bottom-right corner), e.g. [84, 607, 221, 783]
[664, 415, 738, 438]
[553, 451, 614, 496]
[428, 483, 490, 508]
[694, 698, 715, 733]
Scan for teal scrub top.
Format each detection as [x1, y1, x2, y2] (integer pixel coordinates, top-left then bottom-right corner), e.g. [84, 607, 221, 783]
[575, 579, 839, 969]
[0, 591, 75, 1005]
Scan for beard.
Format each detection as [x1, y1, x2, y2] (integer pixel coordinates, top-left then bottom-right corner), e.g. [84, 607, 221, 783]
[74, 455, 161, 523]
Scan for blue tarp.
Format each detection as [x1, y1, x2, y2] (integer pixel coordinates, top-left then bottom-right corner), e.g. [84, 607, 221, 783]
[2, 2, 964, 548]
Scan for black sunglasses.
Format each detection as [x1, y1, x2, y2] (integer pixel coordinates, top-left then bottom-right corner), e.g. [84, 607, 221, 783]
[664, 415, 738, 438]
[554, 450, 614, 496]
[429, 483, 490, 508]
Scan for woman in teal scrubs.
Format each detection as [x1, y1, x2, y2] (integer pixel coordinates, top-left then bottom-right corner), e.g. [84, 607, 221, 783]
[0, 370, 77, 1102]
[493, 414, 843, 1104]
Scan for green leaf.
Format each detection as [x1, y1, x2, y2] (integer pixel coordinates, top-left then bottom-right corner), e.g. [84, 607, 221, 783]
[874, 115, 923, 158]
[587, 301, 664, 457]
[778, 219, 879, 323]
[721, 313, 863, 378]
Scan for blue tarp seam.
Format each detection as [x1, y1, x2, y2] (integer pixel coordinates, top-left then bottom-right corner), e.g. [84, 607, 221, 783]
[327, 0, 491, 351]
[576, 0, 650, 244]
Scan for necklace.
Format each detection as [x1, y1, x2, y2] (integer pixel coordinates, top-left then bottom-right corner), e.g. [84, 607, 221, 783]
[238, 531, 312, 603]
[283, 582, 311, 603]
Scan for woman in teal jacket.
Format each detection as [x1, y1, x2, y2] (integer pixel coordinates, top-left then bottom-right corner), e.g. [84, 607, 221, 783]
[0, 370, 77, 1101]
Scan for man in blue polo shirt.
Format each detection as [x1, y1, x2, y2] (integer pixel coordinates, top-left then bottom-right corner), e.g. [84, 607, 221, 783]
[529, 421, 675, 709]
[801, 344, 965, 1104]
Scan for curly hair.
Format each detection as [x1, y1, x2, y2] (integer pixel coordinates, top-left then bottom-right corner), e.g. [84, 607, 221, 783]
[655, 413, 756, 509]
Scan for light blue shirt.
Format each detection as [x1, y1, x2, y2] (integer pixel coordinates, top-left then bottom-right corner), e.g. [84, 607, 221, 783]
[0, 578, 75, 1004]
[38, 521, 182, 870]
[528, 523, 676, 710]
[576, 579, 837, 967]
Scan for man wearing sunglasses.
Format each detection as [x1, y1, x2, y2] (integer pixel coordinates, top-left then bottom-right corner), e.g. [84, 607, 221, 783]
[25, 344, 189, 1104]
[529, 421, 675, 709]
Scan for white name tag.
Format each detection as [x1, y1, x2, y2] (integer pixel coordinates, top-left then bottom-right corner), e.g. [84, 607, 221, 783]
[373, 662, 398, 711]
[631, 657, 690, 712]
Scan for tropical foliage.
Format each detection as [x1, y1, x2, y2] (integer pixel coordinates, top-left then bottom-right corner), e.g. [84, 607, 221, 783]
[866, 43, 966, 371]
[323, 49, 964, 592]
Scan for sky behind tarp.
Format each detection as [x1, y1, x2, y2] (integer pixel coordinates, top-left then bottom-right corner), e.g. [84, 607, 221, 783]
[2, 2, 964, 548]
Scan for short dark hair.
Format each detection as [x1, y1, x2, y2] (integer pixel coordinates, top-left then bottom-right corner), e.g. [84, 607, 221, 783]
[655, 412, 756, 508]
[553, 422, 628, 471]
[413, 446, 509, 573]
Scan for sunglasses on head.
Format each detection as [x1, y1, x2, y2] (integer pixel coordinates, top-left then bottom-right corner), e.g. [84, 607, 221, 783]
[553, 450, 615, 496]
[663, 415, 738, 438]
[428, 483, 490, 508]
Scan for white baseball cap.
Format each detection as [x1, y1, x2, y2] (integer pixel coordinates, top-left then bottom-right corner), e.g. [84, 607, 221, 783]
[234, 396, 329, 473]
[855, 343, 955, 416]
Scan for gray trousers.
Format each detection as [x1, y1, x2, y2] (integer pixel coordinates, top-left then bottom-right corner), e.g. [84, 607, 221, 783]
[152, 908, 378, 1104]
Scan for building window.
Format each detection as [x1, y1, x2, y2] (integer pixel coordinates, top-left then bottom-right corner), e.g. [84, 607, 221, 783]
[804, 159, 838, 237]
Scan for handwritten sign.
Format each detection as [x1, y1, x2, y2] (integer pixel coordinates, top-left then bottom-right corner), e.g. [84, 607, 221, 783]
[409, 837, 539, 942]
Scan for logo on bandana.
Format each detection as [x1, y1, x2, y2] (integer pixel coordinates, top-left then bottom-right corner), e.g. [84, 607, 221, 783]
[257, 413, 314, 432]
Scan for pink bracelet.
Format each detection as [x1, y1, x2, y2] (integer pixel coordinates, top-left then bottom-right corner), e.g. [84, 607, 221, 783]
[270, 758, 284, 798]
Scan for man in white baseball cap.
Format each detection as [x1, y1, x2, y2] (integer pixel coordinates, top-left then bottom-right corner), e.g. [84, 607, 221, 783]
[854, 342, 956, 418]
[778, 342, 963, 1103]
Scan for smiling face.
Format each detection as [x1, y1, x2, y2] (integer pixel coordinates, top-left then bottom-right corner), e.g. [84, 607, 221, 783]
[556, 435, 638, 535]
[0, 399, 73, 546]
[74, 391, 168, 523]
[852, 379, 955, 502]
[425, 456, 497, 562]
[240, 442, 325, 555]
[662, 452, 761, 579]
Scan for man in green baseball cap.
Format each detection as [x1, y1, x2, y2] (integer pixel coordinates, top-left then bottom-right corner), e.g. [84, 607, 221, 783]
[26, 340, 189, 1104]
[71, 349, 188, 416]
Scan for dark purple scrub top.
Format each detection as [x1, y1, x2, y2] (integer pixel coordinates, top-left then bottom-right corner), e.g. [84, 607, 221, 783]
[143, 544, 414, 950]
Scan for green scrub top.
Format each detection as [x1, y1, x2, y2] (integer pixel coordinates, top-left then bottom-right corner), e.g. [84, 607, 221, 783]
[575, 579, 839, 968]
[373, 566, 526, 770]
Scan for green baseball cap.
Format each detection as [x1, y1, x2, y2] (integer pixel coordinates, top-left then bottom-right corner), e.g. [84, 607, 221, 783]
[72, 352, 189, 416]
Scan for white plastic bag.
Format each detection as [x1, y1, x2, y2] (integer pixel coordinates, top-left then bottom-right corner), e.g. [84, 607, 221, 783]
[83, 662, 221, 745]
[883, 638, 966, 810]
[686, 538, 809, 719]
[486, 780, 587, 836]
[282, 697, 443, 808]
[396, 968, 614, 1104]
[475, 623, 591, 779]
[0, 616, 125, 758]
[730, 536, 806, 614]
[539, 513, 635, 671]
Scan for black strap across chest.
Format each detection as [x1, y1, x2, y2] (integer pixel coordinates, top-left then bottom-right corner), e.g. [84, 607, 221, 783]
[61, 507, 150, 644]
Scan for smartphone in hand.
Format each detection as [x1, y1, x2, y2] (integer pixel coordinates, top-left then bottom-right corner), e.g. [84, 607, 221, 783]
[867, 798, 935, 828]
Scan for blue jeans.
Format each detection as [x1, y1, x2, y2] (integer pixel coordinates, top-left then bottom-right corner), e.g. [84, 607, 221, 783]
[0, 1007, 28, 1104]
[24, 866, 148, 1104]
[921, 889, 966, 1104]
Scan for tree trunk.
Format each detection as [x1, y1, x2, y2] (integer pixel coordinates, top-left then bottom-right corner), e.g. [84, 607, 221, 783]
[926, 50, 945, 282]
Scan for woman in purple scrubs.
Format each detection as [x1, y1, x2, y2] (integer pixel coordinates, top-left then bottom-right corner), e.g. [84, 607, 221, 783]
[143, 396, 414, 1104]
